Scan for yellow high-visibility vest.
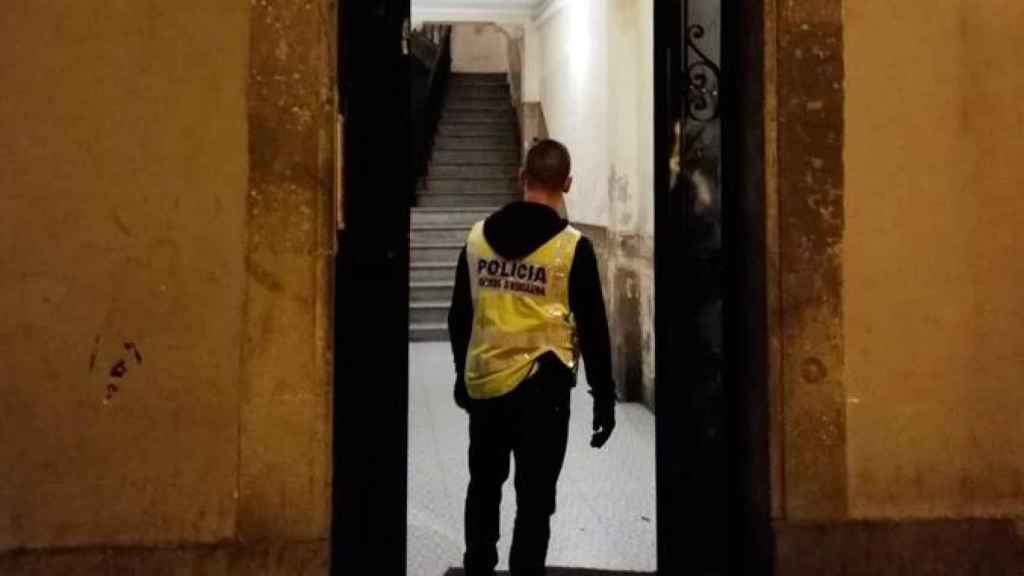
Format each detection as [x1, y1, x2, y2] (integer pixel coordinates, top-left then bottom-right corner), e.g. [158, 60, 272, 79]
[464, 220, 582, 399]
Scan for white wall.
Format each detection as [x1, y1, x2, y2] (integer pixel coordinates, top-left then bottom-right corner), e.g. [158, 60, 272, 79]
[523, 23, 542, 102]
[537, 0, 656, 404]
[451, 23, 509, 74]
[536, 0, 653, 234]
[411, 0, 538, 25]
[537, 0, 610, 227]
[608, 0, 655, 237]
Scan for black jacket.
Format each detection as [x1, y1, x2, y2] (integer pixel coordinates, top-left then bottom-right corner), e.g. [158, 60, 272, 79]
[447, 201, 616, 405]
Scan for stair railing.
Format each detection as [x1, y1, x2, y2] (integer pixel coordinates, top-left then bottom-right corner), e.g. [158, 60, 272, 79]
[409, 24, 452, 204]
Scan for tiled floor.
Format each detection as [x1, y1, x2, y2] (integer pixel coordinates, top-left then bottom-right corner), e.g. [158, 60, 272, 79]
[409, 343, 657, 576]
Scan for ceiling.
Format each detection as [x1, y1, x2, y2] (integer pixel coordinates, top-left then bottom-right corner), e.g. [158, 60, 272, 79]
[411, 0, 561, 23]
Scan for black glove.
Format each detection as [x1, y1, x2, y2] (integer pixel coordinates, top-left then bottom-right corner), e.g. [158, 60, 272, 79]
[454, 372, 471, 412]
[590, 392, 616, 448]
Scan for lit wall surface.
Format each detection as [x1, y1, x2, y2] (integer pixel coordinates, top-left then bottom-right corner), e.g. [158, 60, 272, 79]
[844, 0, 1024, 518]
[0, 1, 249, 549]
[0, 0, 334, 561]
[451, 23, 510, 74]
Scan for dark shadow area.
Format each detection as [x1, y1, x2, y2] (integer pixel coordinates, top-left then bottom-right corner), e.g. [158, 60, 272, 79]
[332, 1, 410, 575]
[444, 569, 656, 576]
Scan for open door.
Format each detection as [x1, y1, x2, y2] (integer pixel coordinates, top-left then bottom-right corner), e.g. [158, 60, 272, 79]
[655, 0, 773, 573]
[332, 0, 770, 574]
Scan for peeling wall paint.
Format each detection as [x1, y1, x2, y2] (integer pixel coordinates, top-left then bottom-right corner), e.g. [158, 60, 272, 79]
[606, 0, 655, 405]
[537, 0, 656, 405]
[607, 234, 656, 404]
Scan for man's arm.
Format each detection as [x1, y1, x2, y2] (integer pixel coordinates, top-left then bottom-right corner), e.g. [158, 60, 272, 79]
[569, 237, 617, 447]
[448, 247, 473, 409]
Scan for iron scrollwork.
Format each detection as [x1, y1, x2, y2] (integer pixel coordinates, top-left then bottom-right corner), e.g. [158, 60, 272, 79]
[684, 25, 721, 123]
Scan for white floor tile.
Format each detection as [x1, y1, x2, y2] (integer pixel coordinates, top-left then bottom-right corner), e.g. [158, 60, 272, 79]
[408, 343, 657, 574]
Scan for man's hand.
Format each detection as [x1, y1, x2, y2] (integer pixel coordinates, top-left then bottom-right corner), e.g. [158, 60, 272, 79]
[590, 396, 616, 448]
[454, 372, 471, 412]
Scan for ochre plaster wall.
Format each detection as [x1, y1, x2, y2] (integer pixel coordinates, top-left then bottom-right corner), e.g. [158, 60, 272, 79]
[844, 0, 1024, 519]
[766, 0, 1024, 572]
[0, 1, 249, 549]
[0, 0, 334, 571]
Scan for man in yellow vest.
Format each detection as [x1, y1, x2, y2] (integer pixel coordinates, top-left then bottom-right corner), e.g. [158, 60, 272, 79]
[448, 139, 617, 576]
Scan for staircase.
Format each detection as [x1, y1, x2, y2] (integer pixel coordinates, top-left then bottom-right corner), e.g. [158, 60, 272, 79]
[410, 73, 522, 342]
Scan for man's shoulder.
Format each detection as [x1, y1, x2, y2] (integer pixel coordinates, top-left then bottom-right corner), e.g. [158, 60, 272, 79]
[562, 225, 593, 249]
[567, 232, 596, 271]
[464, 219, 486, 243]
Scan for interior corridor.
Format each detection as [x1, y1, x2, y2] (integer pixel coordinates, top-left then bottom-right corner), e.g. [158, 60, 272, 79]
[408, 343, 657, 575]
[407, 5, 661, 573]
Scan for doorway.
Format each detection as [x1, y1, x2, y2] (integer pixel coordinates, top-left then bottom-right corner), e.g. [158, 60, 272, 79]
[333, 1, 771, 574]
[407, 13, 658, 574]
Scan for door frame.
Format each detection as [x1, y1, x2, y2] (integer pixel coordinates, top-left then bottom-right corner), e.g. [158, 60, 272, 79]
[656, 0, 773, 573]
[333, 0, 772, 573]
[332, 1, 411, 574]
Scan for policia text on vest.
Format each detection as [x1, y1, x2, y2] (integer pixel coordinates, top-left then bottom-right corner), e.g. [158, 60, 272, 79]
[464, 222, 580, 401]
[476, 259, 548, 296]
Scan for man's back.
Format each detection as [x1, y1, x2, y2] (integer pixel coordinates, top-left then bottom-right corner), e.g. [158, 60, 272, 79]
[448, 200, 615, 408]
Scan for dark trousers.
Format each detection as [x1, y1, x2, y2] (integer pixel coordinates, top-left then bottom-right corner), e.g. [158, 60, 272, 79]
[463, 362, 572, 576]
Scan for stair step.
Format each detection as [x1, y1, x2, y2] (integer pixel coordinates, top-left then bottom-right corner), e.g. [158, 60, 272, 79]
[446, 100, 512, 112]
[410, 222, 473, 229]
[418, 194, 518, 208]
[411, 208, 492, 226]
[452, 72, 506, 78]
[429, 164, 519, 179]
[409, 322, 448, 342]
[433, 149, 520, 165]
[438, 124, 517, 137]
[411, 242, 463, 263]
[446, 85, 510, 99]
[410, 281, 455, 302]
[410, 261, 458, 282]
[420, 185, 519, 196]
[435, 136, 518, 151]
[442, 111, 516, 125]
[410, 224, 472, 244]
[416, 69, 518, 225]
[448, 83, 508, 92]
[410, 301, 450, 324]
[450, 73, 507, 85]
[422, 178, 519, 193]
[449, 81, 508, 88]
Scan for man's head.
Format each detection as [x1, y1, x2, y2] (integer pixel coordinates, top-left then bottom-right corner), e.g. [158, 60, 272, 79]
[522, 139, 572, 196]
